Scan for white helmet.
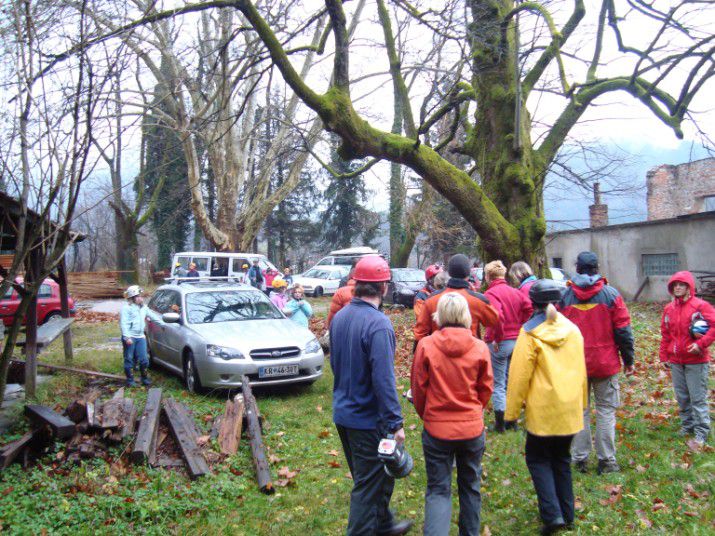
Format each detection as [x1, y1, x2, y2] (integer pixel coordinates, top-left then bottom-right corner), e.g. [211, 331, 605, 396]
[125, 285, 143, 299]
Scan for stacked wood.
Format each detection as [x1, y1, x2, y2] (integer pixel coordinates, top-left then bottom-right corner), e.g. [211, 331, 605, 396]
[131, 388, 162, 464]
[67, 271, 130, 299]
[25, 405, 75, 440]
[163, 398, 210, 480]
[10, 359, 126, 382]
[241, 375, 274, 494]
[218, 394, 244, 455]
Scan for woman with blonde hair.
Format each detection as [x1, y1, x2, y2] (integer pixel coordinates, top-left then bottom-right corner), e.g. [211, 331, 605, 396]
[412, 292, 493, 536]
[505, 280, 587, 535]
[283, 283, 313, 327]
[508, 261, 537, 297]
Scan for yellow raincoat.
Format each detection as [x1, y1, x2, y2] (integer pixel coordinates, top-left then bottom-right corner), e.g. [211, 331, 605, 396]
[505, 311, 588, 436]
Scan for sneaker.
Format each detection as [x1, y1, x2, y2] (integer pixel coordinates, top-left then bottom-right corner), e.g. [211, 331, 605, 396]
[574, 460, 588, 473]
[693, 434, 708, 447]
[678, 427, 694, 437]
[597, 460, 620, 475]
[541, 520, 567, 535]
[126, 379, 137, 388]
[141, 377, 151, 386]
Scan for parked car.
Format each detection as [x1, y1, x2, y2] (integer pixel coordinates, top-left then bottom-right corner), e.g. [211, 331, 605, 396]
[0, 279, 76, 327]
[145, 282, 324, 392]
[312, 246, 380, 268]
[384, 268, 426, 307]
[291, 265, 350, 297]
[171, 252, 279, 289]
[549, 267, 570, 287]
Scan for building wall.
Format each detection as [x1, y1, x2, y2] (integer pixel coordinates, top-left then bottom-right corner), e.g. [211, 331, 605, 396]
[647, 158, 715, 220]
[545, 215, 715, 301]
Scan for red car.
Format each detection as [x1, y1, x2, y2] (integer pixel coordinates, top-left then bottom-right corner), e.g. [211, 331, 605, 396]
[0, 279, 76, 327]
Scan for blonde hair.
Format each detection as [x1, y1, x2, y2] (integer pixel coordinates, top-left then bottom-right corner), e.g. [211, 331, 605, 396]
[535, 302, 559, 323]
[433, 293, 472, 329]
[433, 271, 449, 290]
[508, 261, 533, 286]
[484, 260, 507, 282]
[291, 283, 304, 294]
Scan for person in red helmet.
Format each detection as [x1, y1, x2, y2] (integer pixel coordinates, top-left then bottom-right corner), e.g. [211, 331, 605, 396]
[660, 271, 715, 446]
[330, 255, 412, 536]
[414, 264, 442, 319]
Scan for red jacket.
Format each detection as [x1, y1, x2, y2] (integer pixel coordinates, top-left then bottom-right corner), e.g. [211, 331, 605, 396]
[484, 278, 533, 343]
[659, 271, 715, 364]
[413, 284, 436, 320]
[413, 279, 499, 341]
[412, 327, 493, 440]
[327, 279, 355, 327]
[559, 274, 634, 378]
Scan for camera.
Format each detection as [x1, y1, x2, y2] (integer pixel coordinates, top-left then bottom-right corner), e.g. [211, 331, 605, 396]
[378, 434, 413, 479]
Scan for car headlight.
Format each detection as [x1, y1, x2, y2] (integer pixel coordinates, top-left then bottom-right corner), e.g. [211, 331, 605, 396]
[207, 344, 245, 360]
[304, 338, 321, 354]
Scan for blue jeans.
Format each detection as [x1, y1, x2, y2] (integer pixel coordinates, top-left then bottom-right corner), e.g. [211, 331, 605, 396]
[525, 433, 575, 526]
[422, 429, 485, 536]
[489, 339, 516, 412]
[122, 337, 148, 379]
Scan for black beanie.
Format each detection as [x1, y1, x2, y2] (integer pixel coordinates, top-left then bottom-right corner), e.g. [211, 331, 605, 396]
[447, 254, 471, 279]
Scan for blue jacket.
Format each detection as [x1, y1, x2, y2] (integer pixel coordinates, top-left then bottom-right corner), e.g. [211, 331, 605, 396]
[284, 298, 312, 327]
[248, 265, 264, 287]
[329, 298, 403, 433]
[120, 303, 156, 339]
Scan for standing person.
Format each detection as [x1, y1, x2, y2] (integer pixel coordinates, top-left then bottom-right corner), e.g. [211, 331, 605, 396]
[330, 255, 412, 536]
[327, 277, 356, 328]
[433, 271, 448, 291]
[283, 284, 313, 327]
[120, 285, 156, 387]
[508, 261, 537, 299]
[412, 293, 493, 536]
[175, 262, 187, 279]
[186, 262, 200, 279]
[414, 254, 499, 344]
[505, 279, 587, 535]
[283, 267, 294, 286]
[483, 260, 532, 433]
[470, 261, 482, 288]
[270, 279, 289, 310]
[236, 263, 249, 284]
[248, 259, 264, 289]
[414, 264, 442, 320]
[339, 258, 360, 288]
[659, 271, 715, 446]
[559, 251, 635, 474]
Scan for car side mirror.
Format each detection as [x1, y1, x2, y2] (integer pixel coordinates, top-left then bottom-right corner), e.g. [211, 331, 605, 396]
[162, 312, 181, 324]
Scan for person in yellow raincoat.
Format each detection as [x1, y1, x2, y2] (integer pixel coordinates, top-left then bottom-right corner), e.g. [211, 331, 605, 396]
[505, 279, 588, 536]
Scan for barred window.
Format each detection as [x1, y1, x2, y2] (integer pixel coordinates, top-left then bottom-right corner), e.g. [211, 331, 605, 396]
[642, 253, 679, 276]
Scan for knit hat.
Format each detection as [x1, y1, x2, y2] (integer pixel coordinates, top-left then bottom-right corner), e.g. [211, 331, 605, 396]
[447, 254, 471, 279]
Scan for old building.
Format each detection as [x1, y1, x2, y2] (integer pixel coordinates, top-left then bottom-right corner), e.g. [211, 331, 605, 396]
[647, 157, 715, 220]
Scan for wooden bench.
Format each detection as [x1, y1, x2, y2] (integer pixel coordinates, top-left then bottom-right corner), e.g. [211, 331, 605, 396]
[16, 318, 74, 353]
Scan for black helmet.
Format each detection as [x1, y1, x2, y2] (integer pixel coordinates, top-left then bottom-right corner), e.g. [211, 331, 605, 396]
[529, 279, 563, 305]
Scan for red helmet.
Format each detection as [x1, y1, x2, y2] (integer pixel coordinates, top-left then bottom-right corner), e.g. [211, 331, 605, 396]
[425, 264, 442, 280]
[353, 255, 391, 282]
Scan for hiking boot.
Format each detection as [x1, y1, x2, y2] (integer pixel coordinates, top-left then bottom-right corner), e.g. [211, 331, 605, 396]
[141, 376, 152, 386]
[597, 460, 620, 475]
[574, 460, 589, 473]
[377, 519, 413, 535]
[693, 433, 708, 447]
[126, 378, 137, 388]
[491, 410, 505, 433]
[540, 522, 567, 535]
[505, 420, 518, 432]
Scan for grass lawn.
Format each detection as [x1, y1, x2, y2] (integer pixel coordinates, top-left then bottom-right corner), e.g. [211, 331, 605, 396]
[0, 301, 713, 535]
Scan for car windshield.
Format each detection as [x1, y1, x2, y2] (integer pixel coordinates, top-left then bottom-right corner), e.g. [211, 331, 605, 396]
[303, 269, 331, 279]
[185, 290, 282, 324]
[392, 270, 426, 283]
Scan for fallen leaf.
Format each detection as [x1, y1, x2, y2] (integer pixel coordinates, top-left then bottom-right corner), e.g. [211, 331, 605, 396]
[683, 511, 698, 517]
[268, 454, 282, 464]
[652, 498, 666, 512]
[196, 435, 210, 446]
[276, 431, 286, 437]
[635, 465, 647, 473]
[635, 509, 652, 528]
[328, 449, 339, 457]
[408, 424, 416, 431]
[318, 429, 331, 439]
[274, 479, 292, 487]
[599, 484, 623, 506]
[277, 466, 299, 479]
[685, 484, 700, 499]
[229, 468, 243, 476]
[481, 525, 492, 536]
[202, 415, 213, 422]
[345, 472, 353, 480]
[501, 479, 511, 486]
[328, 460, 341, 468]
[315, 405, 323, 413]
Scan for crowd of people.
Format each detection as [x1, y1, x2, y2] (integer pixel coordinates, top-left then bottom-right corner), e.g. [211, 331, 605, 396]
[327, 252, 714, 536]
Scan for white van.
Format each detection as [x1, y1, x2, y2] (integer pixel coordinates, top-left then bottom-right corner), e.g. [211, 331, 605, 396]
[313, 247, 381, 268]
[171, 252, 279, 286]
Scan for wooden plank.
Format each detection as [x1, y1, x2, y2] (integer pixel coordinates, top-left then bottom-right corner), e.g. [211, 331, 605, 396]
[24, 405, 76, 440]
[218, 394, 244, 455]
[241, 375, 274, 494]
[9, 359, 125, 381]
[112, 388, 125, 400]
[632, 276, 650, 303]
[101, 398, 123, 429]
[16, 319, 74, 348]
[131, 388, 162, 464]
[120, 399, 137, 438]
[162, 398, 210, 479]
[0, 432, 33, 470]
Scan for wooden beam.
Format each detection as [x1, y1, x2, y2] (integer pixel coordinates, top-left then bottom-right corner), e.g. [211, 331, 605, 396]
[218, 394, 244, 455]
[24, 405, 76, 439]
[163, 398, 210, 479]
[0, 432, 33, 470]
[632, 276, 650, 303]
[132, 388, 162, 464]
[241, 375, 274, 494]
[57, 258, 73, 363]
[10, 359, 125, 381]
[101, 398, 123, 429]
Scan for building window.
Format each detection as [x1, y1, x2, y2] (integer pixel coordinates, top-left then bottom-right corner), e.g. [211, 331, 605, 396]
[552, 257, 563, 269]
[642, 253, 679, 276]
[704, 195, 715, 212]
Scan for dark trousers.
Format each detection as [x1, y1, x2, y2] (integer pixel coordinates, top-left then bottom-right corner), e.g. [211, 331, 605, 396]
[422, 429, 485, 536]
[525, 433, 575, 526]
[336, 425, 396, 535]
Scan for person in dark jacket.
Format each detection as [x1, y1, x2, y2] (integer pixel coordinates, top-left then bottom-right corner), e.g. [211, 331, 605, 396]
[660, 271, 715, 446]
[559, 251, 635, 475]
[247, 259, 264, 289]
[186, 262, 200, 279]
[330, 255, 412, 536]
[414, 264, 442, 320]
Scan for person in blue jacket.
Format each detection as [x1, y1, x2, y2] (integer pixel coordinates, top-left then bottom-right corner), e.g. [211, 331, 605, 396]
[119, 285, 159, 387]
[329, 255, 412, 536]
[283, 284, 313, 327]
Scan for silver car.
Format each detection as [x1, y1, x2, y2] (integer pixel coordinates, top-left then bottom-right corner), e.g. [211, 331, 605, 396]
[144, 282, 324, 393]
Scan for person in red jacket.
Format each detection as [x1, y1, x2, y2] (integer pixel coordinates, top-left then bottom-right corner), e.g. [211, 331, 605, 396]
[412, 292, 493, 536]
[483, 260, 533, 433]
[327, 278, 355, 328]
[414, 254, 499, 343]
[559, 251, 635, 475]
[660, 271, 715, 446]
[414, 264, 442, 319]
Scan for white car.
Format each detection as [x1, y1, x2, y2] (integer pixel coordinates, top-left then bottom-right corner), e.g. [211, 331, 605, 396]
[292, 265, 350, 297]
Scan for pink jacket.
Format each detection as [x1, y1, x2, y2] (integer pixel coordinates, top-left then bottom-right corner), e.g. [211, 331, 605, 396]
[484, 278, 532, 343]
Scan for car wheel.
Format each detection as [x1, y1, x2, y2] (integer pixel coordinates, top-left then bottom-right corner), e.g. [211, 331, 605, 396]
[183, 350, 204, 394]
[147, 345, 157, 369]
[313, 287, 323, 298]
[392, 292, 398, 304]
[43, 311, 62, 324]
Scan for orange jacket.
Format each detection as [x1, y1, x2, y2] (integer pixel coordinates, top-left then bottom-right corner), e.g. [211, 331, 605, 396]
[327, 279, 355, 327]
[412, 327, 493, 440]
[413, 280, 499, 341]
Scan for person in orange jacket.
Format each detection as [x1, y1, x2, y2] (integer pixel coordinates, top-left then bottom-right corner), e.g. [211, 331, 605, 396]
[327, 278, 356, 327]
[414, 264, 443, 319]
[412, 292, 493, 536]
[414, 254, 499, 343]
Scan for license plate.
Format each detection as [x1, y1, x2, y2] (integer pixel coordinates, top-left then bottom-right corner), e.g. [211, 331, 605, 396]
[259, 365, 299, 378]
